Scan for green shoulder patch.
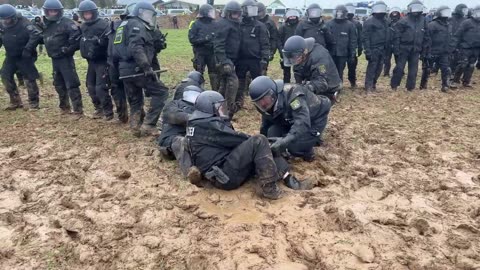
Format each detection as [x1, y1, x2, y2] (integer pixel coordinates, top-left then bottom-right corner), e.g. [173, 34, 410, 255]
[318, 64, 326, 73]
[290, 98, 301, 110]
[113, 26, 124, 44]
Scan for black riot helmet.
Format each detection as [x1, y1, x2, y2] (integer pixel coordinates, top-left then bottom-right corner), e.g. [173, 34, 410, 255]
[241, 0, 258, 18]
[42, 0, 64, 22]
[249, 76, 284, 113]
[187, 71, 205, 87]
[121, 2, 137, 20]
[0, 4, 18, 27]
[389, 6, 401, 19]
[195, 91, 228, 117]
[434, 6, 452, 20]
[282, 35, 307, 67]
[334, 5, 348, 20]
[183, 85, 203, 104]
[306, 3, 322, 23]
[223, 1, 242, 22]
[131, 1, 157, 27]
[345, 3, 356, 19]
[198, 4, 215, 19]
[407, 0, 424, 15]
[78, 0, 99, 23]
[371, 1, 388, 14]
[257, 2, 266, 19]
[453, 4, 468, 17]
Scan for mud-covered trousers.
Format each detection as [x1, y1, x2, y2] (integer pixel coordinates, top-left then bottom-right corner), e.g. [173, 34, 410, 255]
[365, 49, 385, 90]
[86, 60, 113, 117]
[1, 56, 40, 107]
[235, 59, 262, 107]
[217, 63, 238, 116]
[420, 54, 450, 89]
[108, 62, 128, 122]
[193, 52, 218, 90]
[453, 48, 480, 85]
[391, 49, 420, 90]
[52, 56, 83, 113]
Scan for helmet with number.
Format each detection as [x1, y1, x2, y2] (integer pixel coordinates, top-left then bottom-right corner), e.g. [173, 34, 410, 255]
[453, 4, 468, 17]
[198, 4, 215, 19]
[334, 5, 348, 20]
[0, 4, 18, 27]
[249, 76, 283, 113]
[306, 3, 322, 19]
[183, 85, 203, 104]
[187, 71, 205, 86]
[345, 3, 356, 16]
[282, 35, 307, 67]
[434, 6, 452, 19]
[371, 1, 388, 14]
[407, 0, 424, 14]
[223, 1, 242, 22]
[42, 0, 64, 21]
[131, 1, 157, 27]
[241, 0, 258, 18]
[78, 0, 98, 23]
[195, 91, 228, 117]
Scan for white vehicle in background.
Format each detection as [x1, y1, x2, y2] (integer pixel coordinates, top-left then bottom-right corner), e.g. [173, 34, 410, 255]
[266, 8, 287, 17]
[166, 9, 192, 16]
[355, 8, 371, 18]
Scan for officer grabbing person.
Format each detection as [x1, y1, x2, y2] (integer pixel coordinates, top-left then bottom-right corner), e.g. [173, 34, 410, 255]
[278, 9, 300, 83]
[282, 36, 342, 103]
[173, 71, 205, 100]
[213, 1, 242, 117]
[362, 1, 390, 92]
[0, 4, 42, 110]
[345, 3, 363, 88]
[295, 3, 335, 51]
[78, 0, 114, 120]
[113, 2, 169, 137]
[234, 0, 270, 111]
[326, 5, 357, 84]
[390, 0, 430, 91]
[186, 91, 310, 200]
[188, 4, 218, 90]
[383, 7, 402, 77]
[42, 0, 83, 117]
[257, 2, 280, 73]
[248, 76, 331, 162]
[449, 4, 468, 80]
[419, 6, 454, 92]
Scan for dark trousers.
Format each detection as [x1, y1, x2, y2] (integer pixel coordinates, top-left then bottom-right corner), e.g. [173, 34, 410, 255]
[235, 58, 262, 105]
[1, 56, 40, 106]
[347, 56, 358, 85]
[86, 60, 113, 116]
[420, 54, 450, 89]
[52, 56, 83, 112]
[280, 60, 292, 83]
[332, 56, 348, 82]
[365, 50, 385, 90]
[450, 50, 463, 78]
[384, 48, 397, 76]
[193, 53, 218, 90]
[391, 49, 420, 90]
[453, 48, 480, 85]
[218, 64, 238, 115]
[108, 63, 128, 122]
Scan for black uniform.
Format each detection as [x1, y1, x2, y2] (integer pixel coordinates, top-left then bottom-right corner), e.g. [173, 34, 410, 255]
[259, 85, 331, 160]
[362, 15, 390, 90]
[347, 17, 363, 87]
[259, 14, 280, 64]
[114, 18, 169, 133]
[173, 78, 200, 100]
[295, 18, 335, 51]
[449, 14, 466, 73]
[453, 18, 480, 86]
[384, 17, 401, 76]
[188, 17, 218, 89]
[213, 17, 241, 114]
[43, 16, 83, 113]
[326, 19, 357, 82]
[0, 15, 42, 108]
[80, 18, 114, 118]
[293, 39, 342, 101]
[278, 19, 299, 83]
[152, 28, 167, 73]
[391, 14, 430, 90]
[235, 17, 270, 107]
[420, 18, 453, 89]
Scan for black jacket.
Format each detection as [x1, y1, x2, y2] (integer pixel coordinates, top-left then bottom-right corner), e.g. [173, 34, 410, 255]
[295, 19, 335, 51]
[158, 100, 195, 148]
[239, 17, 270, 61]
[449, 14, 465, 35]
[187, 112, 249, 173]
[393, 14, 430, 54]
[428, 19, 454, 55]
[454, 18, 480, 49]
[214, 17, 241, 65]
[188, 17, 216, 55]
[362, 16, 390, 55]
[0, 15, 41, 57]
[349, 18, 363, 53]
[278, 20, 299, 52]
[43, 16, 81, 58]
[259, 14, 280, 58]
[80, 18, 110, 61]
[173, 78, 200, 100]
[326, 19, 357, 57]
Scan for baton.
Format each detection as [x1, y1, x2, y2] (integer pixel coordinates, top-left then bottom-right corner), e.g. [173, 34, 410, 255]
[119, 69, 168, 80]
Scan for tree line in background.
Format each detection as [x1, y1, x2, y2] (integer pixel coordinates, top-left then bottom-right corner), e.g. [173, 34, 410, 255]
[0, 0, 117, 9]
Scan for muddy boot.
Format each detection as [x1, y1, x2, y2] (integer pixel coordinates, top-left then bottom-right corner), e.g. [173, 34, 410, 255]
[462, 82, 473, 88]
[441, 86, 449, 93]
[29, 103, 40, 110]
[187, 166, 202, 186]
[25, 80, 40, 110]
[5, 95, 23, 111]
[71, 111, 83, 120]
[104, 114, 114, 121]
[92, 109, 103, 119]
[140, 124, 160, 137]
[159, 146, 175, 160]
[284, 174, 313, 190]
[261, 182, 283, 200]
[130, 111, 142, 137]
[209, 73, 219, 91]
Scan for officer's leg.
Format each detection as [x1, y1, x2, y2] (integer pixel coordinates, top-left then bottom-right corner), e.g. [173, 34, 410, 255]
[453, 50, 467, 84]
[86, 61, 102, 117]
[373, 52, 385, 88]
[61, 57, 83, 114]
[347, 56, 358, 87]
[406, 51, 420, 90]
[391, 51, 408, 89]
[281, 60, 291, 83]
[171, 136, 192, 177]
[1, 57, 23, 110]
[95, 62, 114, 120]
[384, 49, 392, 76]
[438, 55, 450, 90]
[235, 60, 248, 111]
[420, 57, 430, 89]
[142, 77, 169, 130]
[124, 79, 143, 136]
[332, 56, 345, 81]
[109, 64, 128, 123]
[206, 55, 219, 91]
[462, 49, 477, 87]
[16, 71, 25, 87]
[18, 57, 40, 109]
[365, 54, 378, 90]
[51, 59, 71, 113]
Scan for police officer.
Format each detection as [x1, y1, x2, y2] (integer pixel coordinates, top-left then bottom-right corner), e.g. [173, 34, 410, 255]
[42, 0, 83, 116]
[383, 7, 401, 77]
[282, 36, 342, 102]
[186, 91, 309, 200]
[249, 76, 331, 162]
[362, 1, 390, 92]
[345, 3, 363, 88]
[214, 1, 241, 116]
[278, 9, 300, 83]
[33, 16, 44, 54]
[78, 0, 114, 120]
[173, 71, 205, 100]
[419, 6, 454, 92]
[452, 5, 480, 88]
[188, 4, 218, 90]
[449, 4, 468, 77]
[390, 0, 430, 91]
[257, 2, 280, 71]
[0, 4, 42, 110]
[235, 0, 270, 110]
[326, 5, 357, 83]
[113, 2, 169, 136]
[295, 3, 335, 51]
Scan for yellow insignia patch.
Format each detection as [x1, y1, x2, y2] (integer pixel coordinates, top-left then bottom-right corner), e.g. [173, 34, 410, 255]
[290, 98, 301, 110]
[318, 64, 326, 73]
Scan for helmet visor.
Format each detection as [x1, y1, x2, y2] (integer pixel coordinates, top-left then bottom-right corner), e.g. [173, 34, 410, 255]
[79, 10, 97, 22]
[346, 6, 355, 14]
[282, 50, 303, 67]
[253, 88, 276, 112]
[214, 100, 228, 118]
[138, 8, 156, 26]
[372, 4, 388, 14]
[208, 9, 216, 19]
[409, 3, 423, 13]
[245, 5, 258, 17]
[308, 8, 322, 18]
[439, 8, 452, 17]
[44, 8, 61, 21]
[183, 90, 201, 104]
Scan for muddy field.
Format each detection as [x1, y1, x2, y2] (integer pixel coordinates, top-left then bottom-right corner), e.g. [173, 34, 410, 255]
[1, 41, 480, 268]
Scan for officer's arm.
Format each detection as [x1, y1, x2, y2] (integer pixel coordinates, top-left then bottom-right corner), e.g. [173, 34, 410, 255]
[260, 115, 273, 136]
[392, 20, 403, 54]
[294, 22, 303, 36]
[259, 24, 270, 61]
[213, 23, 228, 64]
[127, 24, 150, 70]
[209, 121, 250, 148]
[269, 22, 280, 57]
[162, 101, 189, 126]
[356, 22, 363, 52]
[286, 96, 311, 139]
[361, 21, 371, 55]
[278, 25, 285, 52]
[25, 23, 42, 51]
[323, 24, 336, 51]
[306, 64, 328, 94]
[453, 21, 466, 50]
[422, 21, 431, 57]
[349, 24, 358, 57]
[66, 21, 81, 52]
[188, 21, 203, 45]
[98, 24, 111, 48]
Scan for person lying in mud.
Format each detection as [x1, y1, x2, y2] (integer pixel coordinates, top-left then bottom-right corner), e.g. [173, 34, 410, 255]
[248, 76, 332, 162]
[172, 71, 205, 101]
[186, 91, 312, 200]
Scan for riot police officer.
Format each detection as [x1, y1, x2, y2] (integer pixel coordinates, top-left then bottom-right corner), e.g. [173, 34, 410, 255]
[173, 71, 205, 100]
[326, 5, 357, 83]
[113, 2, 169, 136]
[249, 76, 331, 162]
[452, 5, 480, 88]
[345, 3, 363, 88]
[449, 4, 468, 78]
[390, 0, 430, 91]
[188, 4, 218, 90]
[257, 2, 280, 70]
[362, 1, 390, 92]
[278, 9, 300, 83]
[186, 91, 308, 200]
[78, 0, 114, 120]
[0, 4, 42, 110]
[42, 0, 83, 116]
[282, 36, 342, 102]
[235, 0, 269, 110]
[384, 7, 401, 77]
[419, 6, 454, 92]
[213, 1, 242, 116]
[295, 3, 335, 51]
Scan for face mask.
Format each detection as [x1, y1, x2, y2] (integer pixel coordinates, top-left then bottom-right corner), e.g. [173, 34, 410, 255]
[309, 17, 320, 24]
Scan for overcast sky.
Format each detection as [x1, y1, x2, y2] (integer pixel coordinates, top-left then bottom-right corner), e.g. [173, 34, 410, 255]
[282, 0, 478, 9]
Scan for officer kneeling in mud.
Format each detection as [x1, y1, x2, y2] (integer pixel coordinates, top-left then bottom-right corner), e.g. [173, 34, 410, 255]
[186, 91, 311, 200]
[249, 76, 331, 162]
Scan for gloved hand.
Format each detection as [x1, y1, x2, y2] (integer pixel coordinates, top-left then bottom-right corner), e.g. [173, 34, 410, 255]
[22, 49, 33, 58]
[260, 60, 268, 72]
[223, 63, 233, 74]
[270, 135, 294, 155]
[144, 67, 159, 82]
[358, 49, 363, 57]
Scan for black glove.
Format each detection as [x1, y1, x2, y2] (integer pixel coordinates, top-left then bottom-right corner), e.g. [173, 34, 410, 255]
[270, 135, 294, 155]
[144, 67, 159, 82]
[22, 49, 33, 58]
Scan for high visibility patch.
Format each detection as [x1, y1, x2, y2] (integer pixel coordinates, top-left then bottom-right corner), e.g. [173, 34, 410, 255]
[318, 64, 326, 73]
[290, 98, 301, 110]
[114, 26, 124, 44]
[186, 127, 195, 136]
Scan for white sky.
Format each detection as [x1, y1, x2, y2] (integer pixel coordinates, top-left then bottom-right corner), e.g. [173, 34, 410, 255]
[283, 0, 478, 9]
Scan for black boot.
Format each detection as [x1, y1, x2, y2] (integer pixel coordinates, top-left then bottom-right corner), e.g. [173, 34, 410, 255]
[283, 174, 313, 190]
[261, 182, 283, 200]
